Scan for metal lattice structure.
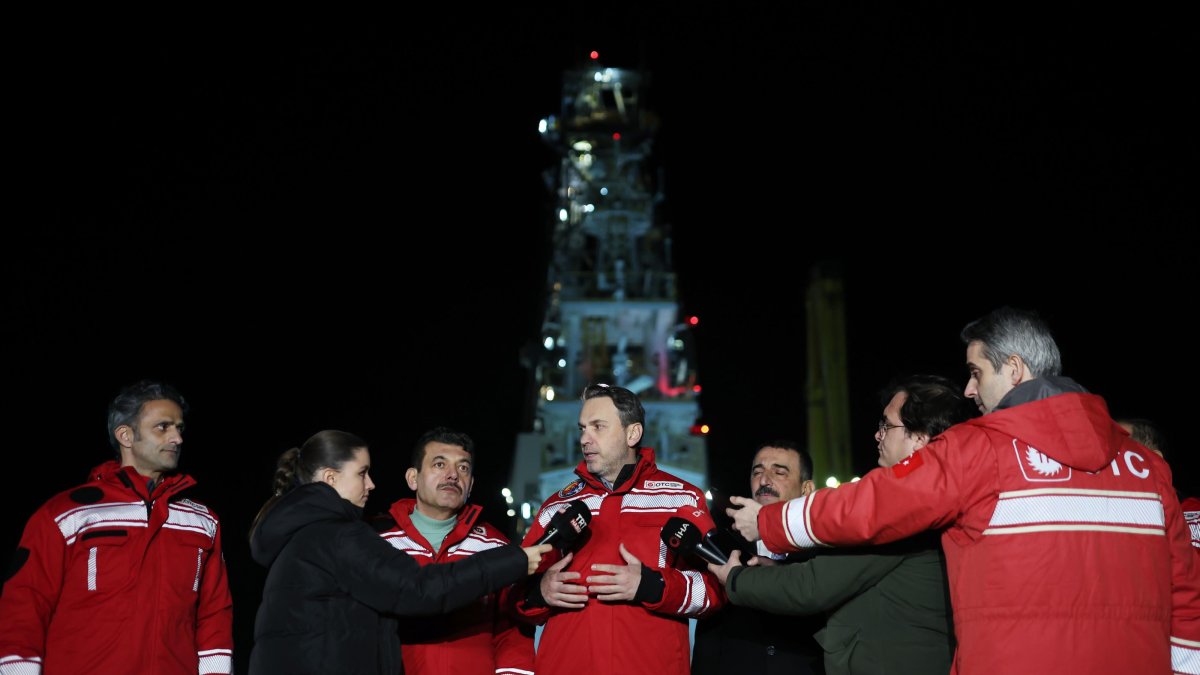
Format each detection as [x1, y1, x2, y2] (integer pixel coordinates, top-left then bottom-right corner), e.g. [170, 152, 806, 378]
[509, 57, 706, 536]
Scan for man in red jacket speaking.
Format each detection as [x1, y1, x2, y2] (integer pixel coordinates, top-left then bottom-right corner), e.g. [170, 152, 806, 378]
[728, 307, 1200, 675]
[510, 383, 725, 675]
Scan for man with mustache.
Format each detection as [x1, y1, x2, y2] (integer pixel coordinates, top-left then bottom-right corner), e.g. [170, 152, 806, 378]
[729, 308, 1200, 674]
[511, 383, 724, 675]
[376, 427, 533, 675]
[711, 377, 968, 674]
[692, 439, 825, 674]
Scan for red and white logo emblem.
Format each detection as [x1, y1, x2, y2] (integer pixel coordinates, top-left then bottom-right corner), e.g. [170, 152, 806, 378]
[558, 479, 585, 498]
[1013, 439, 1071, 482]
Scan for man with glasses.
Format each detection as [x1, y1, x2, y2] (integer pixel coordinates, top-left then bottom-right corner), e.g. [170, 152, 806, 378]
[709, 376, 967, 675]
[727, 307, 1200, 674]
[510, 383, 725, 675]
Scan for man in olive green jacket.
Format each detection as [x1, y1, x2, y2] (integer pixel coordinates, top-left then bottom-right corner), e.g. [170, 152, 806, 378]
[710, 375, 971, 674]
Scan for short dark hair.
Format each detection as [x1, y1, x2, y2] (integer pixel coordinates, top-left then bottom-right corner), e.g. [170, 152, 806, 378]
[752, 439, 813, 482]
[581, 383, 646, 446]
[411, 426, 476, 470]
[1116, 417, 1168, 460]
[961, 307, 1062, 377]
[882, 374, 976, 438]
[107, 379, 188, 451]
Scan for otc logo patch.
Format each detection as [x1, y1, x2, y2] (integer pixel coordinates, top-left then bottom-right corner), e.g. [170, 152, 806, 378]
[558, 479, 585, 498]
[1013, 439, 1071, 482]
[643, 480, 683, 490]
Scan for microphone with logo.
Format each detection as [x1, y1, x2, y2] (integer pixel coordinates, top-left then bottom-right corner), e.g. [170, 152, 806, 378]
[660, 506, 729, 566]
[534, 500, 593, 550]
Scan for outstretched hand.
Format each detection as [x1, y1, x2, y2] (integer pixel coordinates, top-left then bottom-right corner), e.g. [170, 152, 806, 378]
[706, 549, 744, 586]
[522, 544, 553, 575]
[727, 495, 763, 542]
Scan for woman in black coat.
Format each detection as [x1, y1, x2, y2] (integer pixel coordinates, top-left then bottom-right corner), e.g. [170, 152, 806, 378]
[248, 430, 548, 675]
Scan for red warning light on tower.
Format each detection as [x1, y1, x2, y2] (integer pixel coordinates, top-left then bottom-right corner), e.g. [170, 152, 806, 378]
[612, 132, 621, 141]
[590, 51, 599, 60]
[688, 316, 699, 326]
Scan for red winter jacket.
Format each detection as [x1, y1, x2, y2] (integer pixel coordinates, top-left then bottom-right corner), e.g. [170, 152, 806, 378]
[511, 448, 724, 675]
[0, 461, 233, 675]
[758, 389, 1200, 675]
[379, 499, 533, 675]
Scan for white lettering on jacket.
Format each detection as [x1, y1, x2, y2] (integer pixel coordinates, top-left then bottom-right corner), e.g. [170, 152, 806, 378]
[1109, 450, 1150, 479]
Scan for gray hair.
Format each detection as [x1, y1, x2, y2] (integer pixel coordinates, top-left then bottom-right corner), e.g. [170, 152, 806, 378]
[961, 307, 1061, 377]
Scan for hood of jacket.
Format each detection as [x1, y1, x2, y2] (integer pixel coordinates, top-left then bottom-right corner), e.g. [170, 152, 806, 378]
[965, 375, 1123, 473]
[251, 482, 363, 567]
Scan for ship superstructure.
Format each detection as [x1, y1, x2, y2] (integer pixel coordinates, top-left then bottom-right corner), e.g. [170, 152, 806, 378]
[509, 54, 706, 536]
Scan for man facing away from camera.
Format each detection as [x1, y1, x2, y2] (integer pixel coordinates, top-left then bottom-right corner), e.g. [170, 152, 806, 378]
[727, 307, 1200, 674]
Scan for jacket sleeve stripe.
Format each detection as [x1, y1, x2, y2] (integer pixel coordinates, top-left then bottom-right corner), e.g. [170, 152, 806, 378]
[0, 654, 43, 675]
[781, 495, 822, 549]
[1172, 637, 1200, 675]
[674, 570, 708, 616]
[198, 648, 232, 674]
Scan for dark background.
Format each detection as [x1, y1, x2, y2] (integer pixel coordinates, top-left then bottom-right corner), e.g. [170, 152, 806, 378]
[5, 8, 1195, 671]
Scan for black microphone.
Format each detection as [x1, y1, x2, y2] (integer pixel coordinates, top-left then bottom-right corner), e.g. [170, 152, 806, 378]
[661, 513, 729, 566]
[534, 500, 593, 548]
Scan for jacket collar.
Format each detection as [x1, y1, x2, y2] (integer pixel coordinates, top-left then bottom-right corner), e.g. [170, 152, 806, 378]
[575, 447, 658, 494]
[90, 460, 194, 501]
[994, 374, 1088, 411]
[388, 497, 482, 544]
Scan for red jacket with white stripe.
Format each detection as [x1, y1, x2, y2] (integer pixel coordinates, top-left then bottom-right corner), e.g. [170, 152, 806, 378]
[0, 461, 234, 675]
[758, 388, 1200, 675]
[1183, 496, 1200, 554]
[379, 498, 534, 675]
[510, 448, 724, 675]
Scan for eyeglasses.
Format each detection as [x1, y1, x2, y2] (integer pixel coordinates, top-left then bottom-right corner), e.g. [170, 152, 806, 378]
[877, 420, 905, 435]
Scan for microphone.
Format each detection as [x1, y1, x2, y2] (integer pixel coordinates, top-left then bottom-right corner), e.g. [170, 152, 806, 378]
[660, 508, 729, 566]
[534, 500, 593, 548]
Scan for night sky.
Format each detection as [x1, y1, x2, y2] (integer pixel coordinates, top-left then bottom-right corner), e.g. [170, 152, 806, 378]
[5, 10, 1195, 670]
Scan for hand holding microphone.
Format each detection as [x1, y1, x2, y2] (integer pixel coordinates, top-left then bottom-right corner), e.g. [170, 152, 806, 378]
[535, 500, 593, 548]
[520, 544, 552, 574]
[660, 505, 729, 566]
[534, 501, 593, 609]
